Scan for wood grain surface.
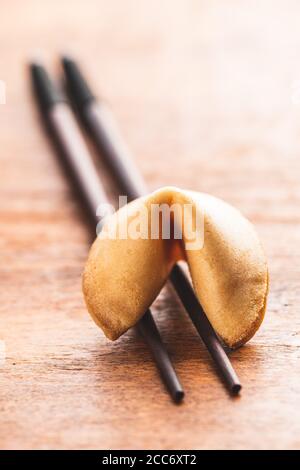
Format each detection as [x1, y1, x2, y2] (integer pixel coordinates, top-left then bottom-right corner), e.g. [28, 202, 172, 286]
[1, 0, 300, 450]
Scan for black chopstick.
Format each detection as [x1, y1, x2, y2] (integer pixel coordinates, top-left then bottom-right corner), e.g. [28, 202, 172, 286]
[62, 56, 242, 395]
[29, 62, 184, 403]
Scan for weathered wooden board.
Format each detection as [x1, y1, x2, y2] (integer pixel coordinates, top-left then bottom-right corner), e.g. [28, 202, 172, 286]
[1, 0, 300, 450]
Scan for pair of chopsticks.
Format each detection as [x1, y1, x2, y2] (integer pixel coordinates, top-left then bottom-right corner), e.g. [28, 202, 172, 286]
[30, 57, 241, 402]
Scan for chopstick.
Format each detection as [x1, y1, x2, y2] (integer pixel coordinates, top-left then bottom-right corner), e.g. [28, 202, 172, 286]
[30, 62, 184, 403]
[62, 57, 242, 395]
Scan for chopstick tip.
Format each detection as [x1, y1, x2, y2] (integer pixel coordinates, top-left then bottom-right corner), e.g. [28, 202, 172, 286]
[174, 389, 185, 403]
[60, 53, 76, 70]
[231, 383, 242, 395]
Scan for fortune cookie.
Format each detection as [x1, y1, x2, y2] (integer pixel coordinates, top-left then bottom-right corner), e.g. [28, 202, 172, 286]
[83, 187, 268, 349]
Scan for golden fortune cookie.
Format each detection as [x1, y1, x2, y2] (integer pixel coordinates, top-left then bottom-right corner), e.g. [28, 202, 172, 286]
[83, 187, 268, 349]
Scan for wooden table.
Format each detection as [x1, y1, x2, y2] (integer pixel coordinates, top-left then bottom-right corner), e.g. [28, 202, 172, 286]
[1, 0, 300, 450]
